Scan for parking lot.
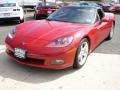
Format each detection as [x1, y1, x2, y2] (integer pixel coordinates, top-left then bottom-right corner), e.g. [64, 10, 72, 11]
[0, 11, 120, 90]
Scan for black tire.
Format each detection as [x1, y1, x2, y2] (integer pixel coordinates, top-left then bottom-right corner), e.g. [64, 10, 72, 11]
[73, 38, 89, 69]
[106, 23, 115, 40]
[19, 18, 24, 23]
[34, 13, 38, 20]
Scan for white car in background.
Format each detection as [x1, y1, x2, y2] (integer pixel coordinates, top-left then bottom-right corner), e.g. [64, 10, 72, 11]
[18, 0, 43, 8]
[0, 2, 24, 23]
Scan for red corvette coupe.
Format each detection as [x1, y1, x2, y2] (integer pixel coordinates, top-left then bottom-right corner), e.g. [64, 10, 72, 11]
[5, 5, 115, 69]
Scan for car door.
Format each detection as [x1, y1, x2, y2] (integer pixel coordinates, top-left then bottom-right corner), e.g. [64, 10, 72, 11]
[94, 9, 110, 44]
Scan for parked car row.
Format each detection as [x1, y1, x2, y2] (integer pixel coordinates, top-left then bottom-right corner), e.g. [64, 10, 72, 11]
[98, 2, 120, 13]
[69, 1, 120, 13]
[34, 2, 61, 19]
[0, 1, 65, 22]
[33, 1, 120, 20]
[0, 1, 120, 23]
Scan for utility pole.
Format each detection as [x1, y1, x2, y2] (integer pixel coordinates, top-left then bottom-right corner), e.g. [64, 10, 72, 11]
[43, 0, 46, 5]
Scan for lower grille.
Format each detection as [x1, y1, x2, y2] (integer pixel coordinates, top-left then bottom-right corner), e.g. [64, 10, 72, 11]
[7, 49, 45, 65]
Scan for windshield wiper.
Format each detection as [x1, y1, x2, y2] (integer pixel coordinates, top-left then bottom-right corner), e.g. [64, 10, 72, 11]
[46, 18, 52, 21]
[46, 18, 70, 23]
[46, 18, 61, 21]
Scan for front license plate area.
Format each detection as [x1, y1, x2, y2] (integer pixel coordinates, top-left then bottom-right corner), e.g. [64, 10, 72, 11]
[4, 13, 10, 16]
[14, 48, 26, 59]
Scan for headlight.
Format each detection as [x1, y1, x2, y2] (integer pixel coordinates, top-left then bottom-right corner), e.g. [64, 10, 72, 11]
[8, 27, 16, 39]
[47, 36, 73, 47]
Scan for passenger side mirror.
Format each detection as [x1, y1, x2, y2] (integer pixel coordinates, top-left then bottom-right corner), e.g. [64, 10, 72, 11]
[101, 18, 109, 22]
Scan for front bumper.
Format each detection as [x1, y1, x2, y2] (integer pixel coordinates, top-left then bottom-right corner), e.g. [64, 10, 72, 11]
[6, 44, 77, 69]
[0, 17, 20, 21]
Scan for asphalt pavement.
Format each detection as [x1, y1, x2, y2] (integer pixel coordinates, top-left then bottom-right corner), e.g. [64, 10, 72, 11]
[0, 12, 120, 90]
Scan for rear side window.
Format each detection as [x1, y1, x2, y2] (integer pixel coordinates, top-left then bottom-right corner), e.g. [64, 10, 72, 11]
[97, 9, 104, 19]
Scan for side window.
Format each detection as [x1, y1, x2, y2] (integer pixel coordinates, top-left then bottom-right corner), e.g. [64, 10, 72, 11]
[97, 9, 104, 20]
[94, 11, 100, 23]
[96, 13, 100, 22]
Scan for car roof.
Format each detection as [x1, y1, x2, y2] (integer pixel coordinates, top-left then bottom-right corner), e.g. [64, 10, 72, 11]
[0, 2, 17, 4]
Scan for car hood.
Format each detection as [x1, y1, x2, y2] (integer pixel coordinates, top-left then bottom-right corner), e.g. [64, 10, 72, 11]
[15, 20, 91, 45]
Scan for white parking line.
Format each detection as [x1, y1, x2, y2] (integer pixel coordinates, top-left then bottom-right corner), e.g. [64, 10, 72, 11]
[0, 45, 6, 54]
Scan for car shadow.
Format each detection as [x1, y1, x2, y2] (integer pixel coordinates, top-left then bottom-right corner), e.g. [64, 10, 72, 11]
[94, 34, 120, 55]
[0, 21, 18, 27]
[0, 52, 77, 84]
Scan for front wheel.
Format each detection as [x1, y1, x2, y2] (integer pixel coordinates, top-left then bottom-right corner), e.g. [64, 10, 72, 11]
[73, 38, 89, 69]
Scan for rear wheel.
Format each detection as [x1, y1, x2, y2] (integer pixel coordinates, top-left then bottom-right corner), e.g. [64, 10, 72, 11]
[19, 18, 24, 23]
[106, 23, 115, 40]
[34, 13, 39, 20]
[73, 38, 89, 69]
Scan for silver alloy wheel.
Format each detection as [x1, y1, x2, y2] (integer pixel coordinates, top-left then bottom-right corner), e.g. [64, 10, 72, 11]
[78, 41, 89, 65]
[110, 24, 114, 38]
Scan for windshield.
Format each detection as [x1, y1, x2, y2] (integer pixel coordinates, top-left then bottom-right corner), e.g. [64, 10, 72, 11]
[0, 3, 16, 7]
[47, 7, 96, 24]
